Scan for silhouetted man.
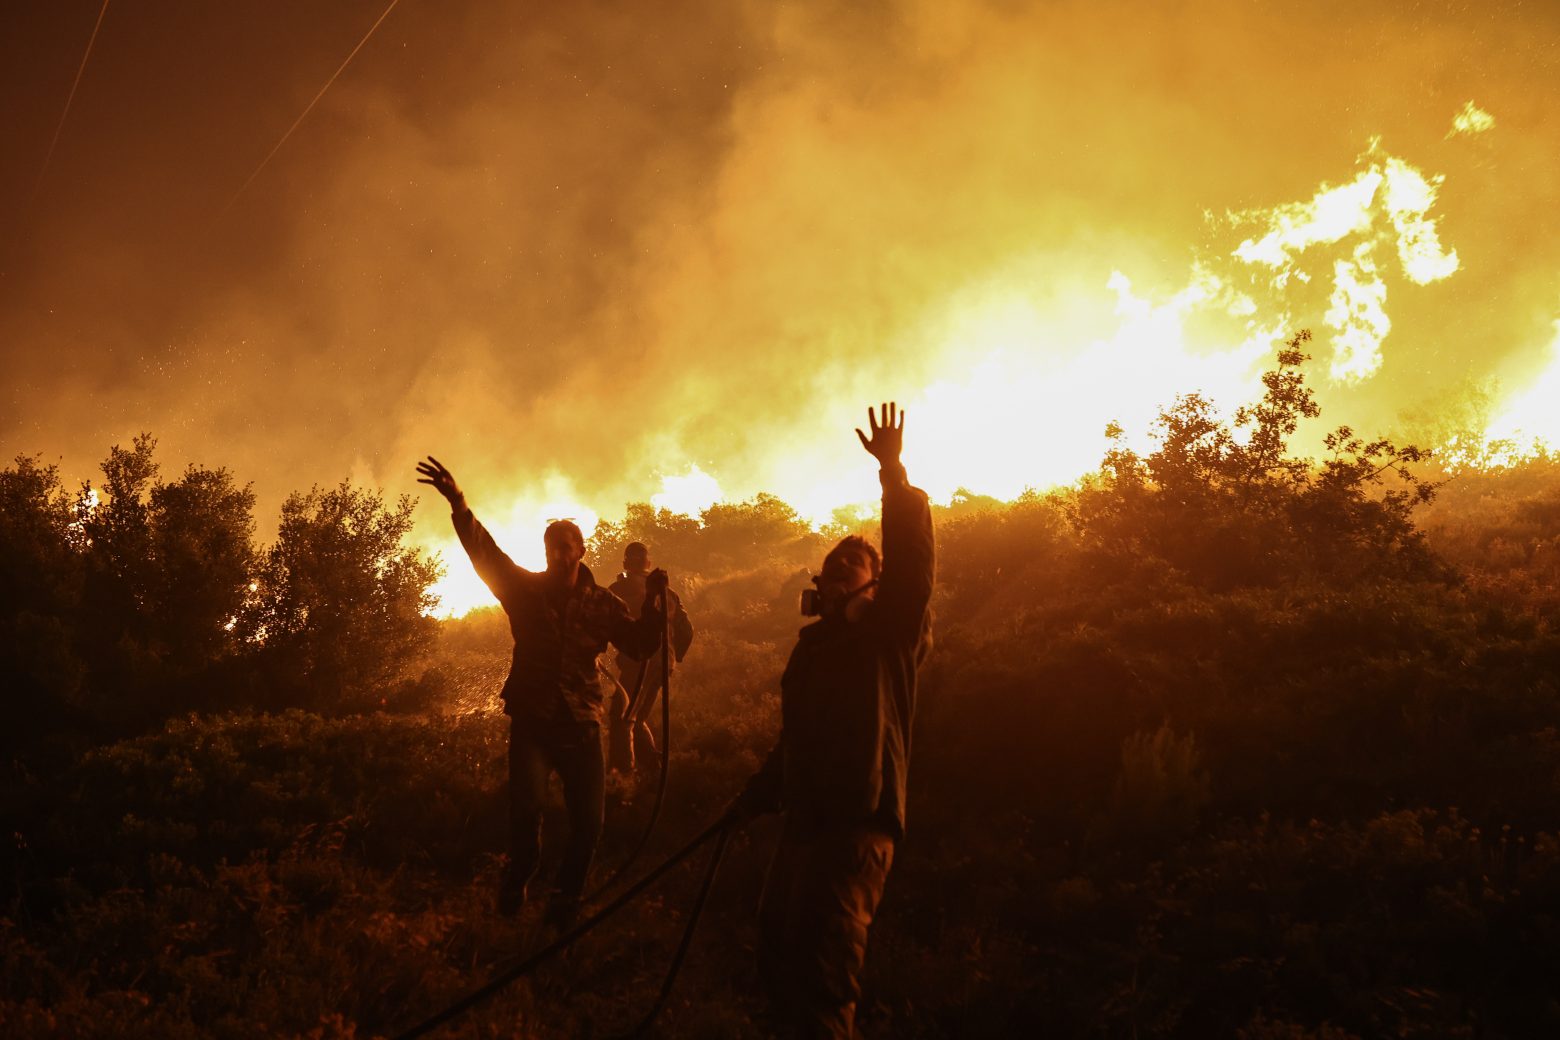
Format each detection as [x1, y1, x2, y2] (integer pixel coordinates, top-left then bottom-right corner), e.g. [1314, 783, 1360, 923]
[731, 403, 934, 1040]
[416, 457, 666, 927]
[608, 542, 695, 776]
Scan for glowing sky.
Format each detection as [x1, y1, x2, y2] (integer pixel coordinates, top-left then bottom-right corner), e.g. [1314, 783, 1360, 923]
[2, 1, 1557, 614]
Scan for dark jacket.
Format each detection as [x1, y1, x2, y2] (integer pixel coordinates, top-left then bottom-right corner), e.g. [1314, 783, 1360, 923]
[744, 462, 934, 839]
[609, 571, 695, 671]
[451, 505, 663, 721]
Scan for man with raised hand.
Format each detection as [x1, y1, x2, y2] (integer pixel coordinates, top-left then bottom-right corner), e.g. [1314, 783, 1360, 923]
[731, 402, 935, 1039]
[416, 457, 666, 928]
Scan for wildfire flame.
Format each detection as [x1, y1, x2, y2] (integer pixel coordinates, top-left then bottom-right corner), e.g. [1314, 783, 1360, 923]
[425, 108, 1545, 619]
[1477, 320, 1560, 465]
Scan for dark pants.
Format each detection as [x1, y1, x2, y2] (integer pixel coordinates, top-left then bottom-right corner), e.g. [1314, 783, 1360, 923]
[508, 715, 604, 904]
[757, 819, 896, 1040]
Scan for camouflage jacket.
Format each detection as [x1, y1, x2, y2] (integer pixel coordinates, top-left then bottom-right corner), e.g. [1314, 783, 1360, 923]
[451, 506, 663, 722]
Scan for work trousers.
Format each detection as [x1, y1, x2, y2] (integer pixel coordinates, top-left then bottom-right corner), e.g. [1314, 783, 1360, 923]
[508, 715, 604, 904]
[608, 656, 664, 774]
[757, 818, 896, 1040]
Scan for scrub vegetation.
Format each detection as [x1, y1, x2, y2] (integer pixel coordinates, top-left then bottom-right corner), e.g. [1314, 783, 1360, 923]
[6, 340, 1560, 1038]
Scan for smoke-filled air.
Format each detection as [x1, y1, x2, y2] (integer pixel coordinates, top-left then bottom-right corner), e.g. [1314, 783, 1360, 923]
[4, 0, 1557, 615]
[7, 3, 1560, 1038]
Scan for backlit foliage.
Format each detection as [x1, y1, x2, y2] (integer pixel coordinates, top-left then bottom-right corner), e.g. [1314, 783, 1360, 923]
[8, 343, 1560, 1037]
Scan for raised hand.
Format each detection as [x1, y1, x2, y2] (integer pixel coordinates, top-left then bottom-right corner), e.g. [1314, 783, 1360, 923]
[415, 456, 464, 505]
[855, 401, 904, 466]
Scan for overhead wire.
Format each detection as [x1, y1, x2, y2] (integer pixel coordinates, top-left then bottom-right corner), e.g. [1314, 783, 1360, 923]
[217, 0, 402, 219]
[31, 0, 113, 209]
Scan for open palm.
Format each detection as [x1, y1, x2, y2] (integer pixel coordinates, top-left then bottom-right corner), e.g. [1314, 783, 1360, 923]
[856, 402, 904, 465]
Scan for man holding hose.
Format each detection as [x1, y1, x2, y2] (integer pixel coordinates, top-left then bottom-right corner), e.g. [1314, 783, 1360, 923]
[608, 541, 695, 779]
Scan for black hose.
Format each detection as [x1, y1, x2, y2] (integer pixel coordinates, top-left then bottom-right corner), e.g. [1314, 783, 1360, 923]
[621, 655, 650, 720]
[587, 592, 674, 902]
[616, 822, 731, 1039]
[390, 813, 734, 1040]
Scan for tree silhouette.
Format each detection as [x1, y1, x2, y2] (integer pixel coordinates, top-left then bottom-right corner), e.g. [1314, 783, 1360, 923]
[1073, 331, 1441, 590]
[0, 454, 85, 742]
[240, 482, 441, 710]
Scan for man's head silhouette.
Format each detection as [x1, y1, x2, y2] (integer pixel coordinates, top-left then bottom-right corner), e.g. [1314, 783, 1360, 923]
[812, 534, 880, 616]
[544, 520, 585, 583]
[623, 541, 651, 575]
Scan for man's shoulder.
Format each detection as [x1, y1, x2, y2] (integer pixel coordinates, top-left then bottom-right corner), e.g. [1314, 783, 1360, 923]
[501, 567, 546, 600]
[792, 617, 850, 651]
[584, 581, 630, 613]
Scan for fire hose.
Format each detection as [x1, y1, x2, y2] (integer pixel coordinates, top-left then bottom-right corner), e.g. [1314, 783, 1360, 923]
[392, 589, 702, 1040]
[390, 812, 735, 1040]
[587, 587, 675, 902]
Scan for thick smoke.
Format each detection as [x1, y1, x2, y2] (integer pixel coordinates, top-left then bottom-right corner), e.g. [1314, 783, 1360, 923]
[2, 0, 1557, 573]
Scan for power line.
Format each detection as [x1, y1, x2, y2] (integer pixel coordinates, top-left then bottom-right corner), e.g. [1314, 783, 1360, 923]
[218, 0, 402, 219]
[32, 0, 113, 208]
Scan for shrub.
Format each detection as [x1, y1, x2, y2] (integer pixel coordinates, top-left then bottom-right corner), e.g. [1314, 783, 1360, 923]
[239, 483, 441, 712]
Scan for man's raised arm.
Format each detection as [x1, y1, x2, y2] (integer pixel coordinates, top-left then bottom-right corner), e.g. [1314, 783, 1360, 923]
[856, 404, 934, 639]
[416, 456, 526, 601]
